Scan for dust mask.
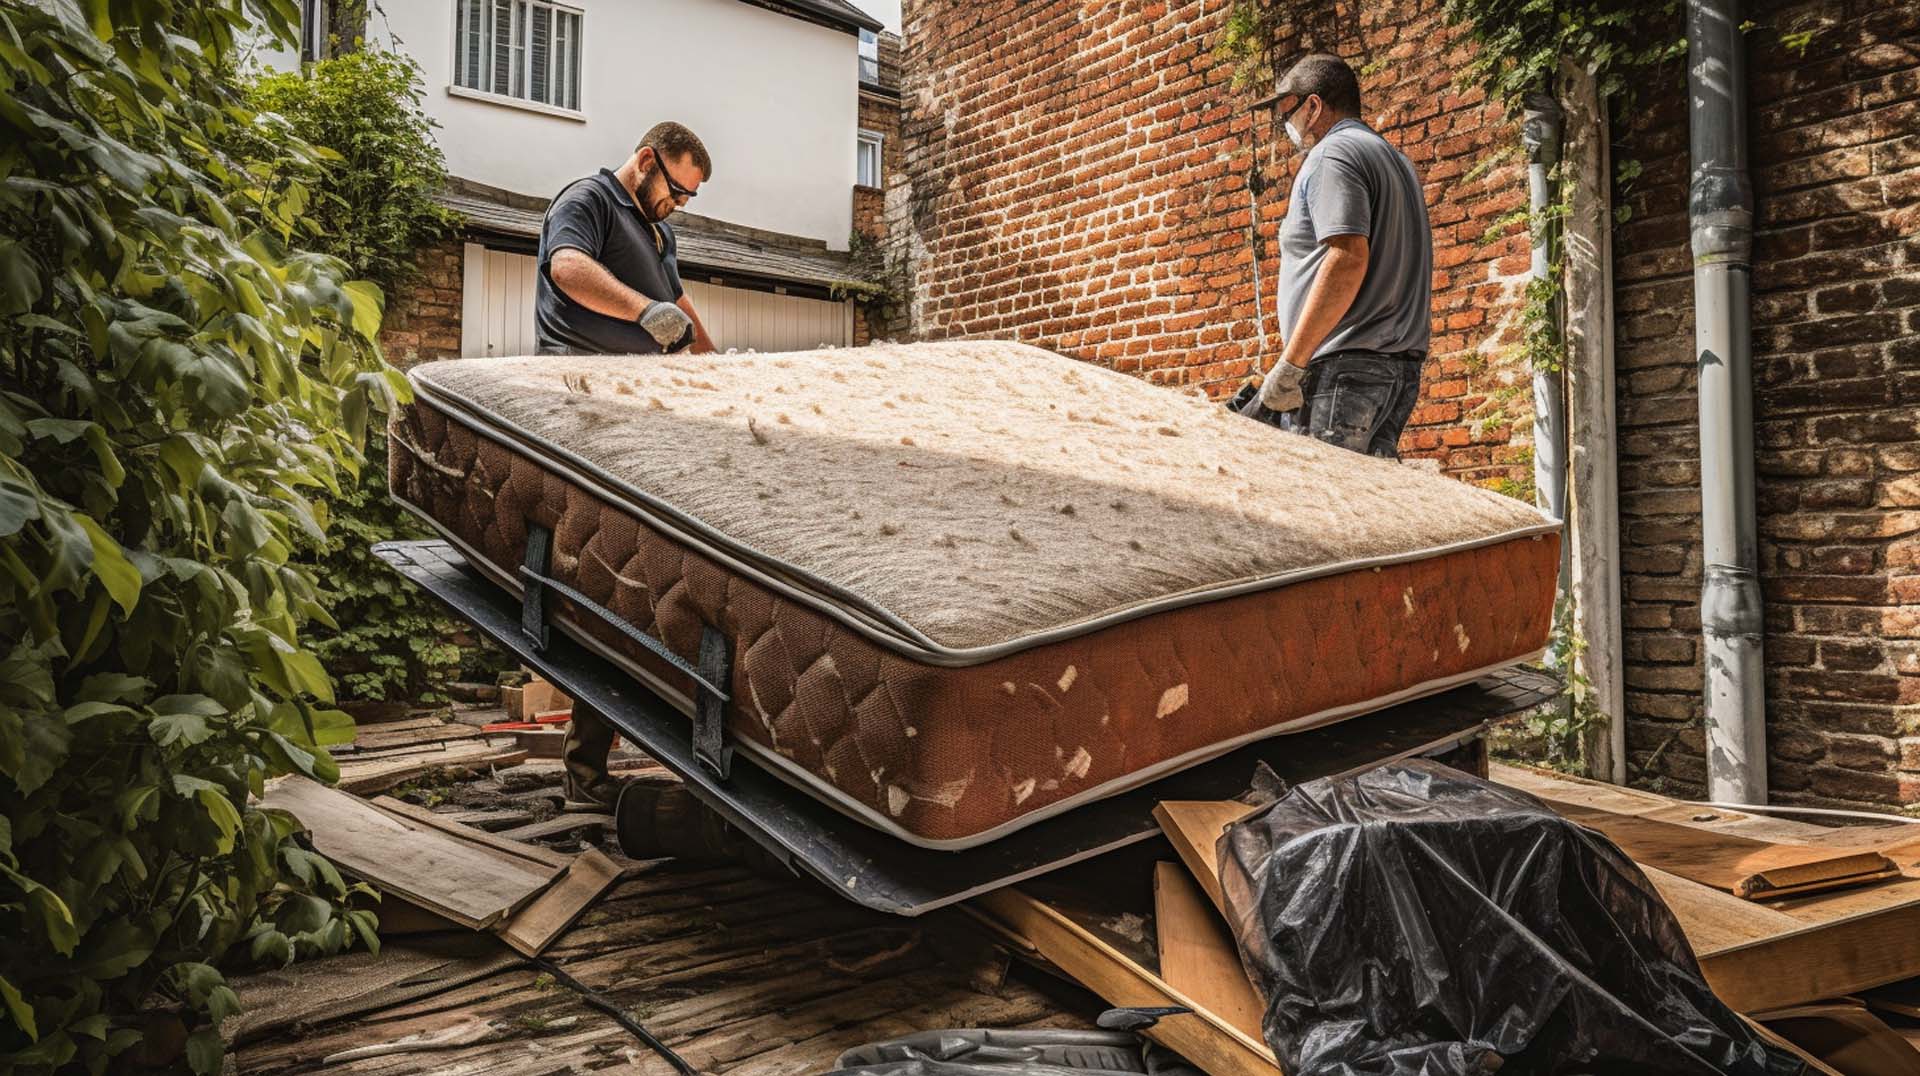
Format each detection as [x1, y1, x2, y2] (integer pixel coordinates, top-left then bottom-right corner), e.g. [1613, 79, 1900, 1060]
[1284, 121, 1303, 149]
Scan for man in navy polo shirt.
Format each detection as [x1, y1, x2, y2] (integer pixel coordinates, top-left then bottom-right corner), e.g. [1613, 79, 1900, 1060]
[536, 122, 717, 808]
[537, 121, 716, 358]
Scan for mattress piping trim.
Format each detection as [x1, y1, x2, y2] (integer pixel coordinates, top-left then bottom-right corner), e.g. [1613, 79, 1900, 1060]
[400, 512, 1543, 851]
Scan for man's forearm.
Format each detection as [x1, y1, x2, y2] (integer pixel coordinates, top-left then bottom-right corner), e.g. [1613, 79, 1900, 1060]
[1279, 236, 1370, 369]
[550, 248, 649, 321]
[677, 294, 716, 354]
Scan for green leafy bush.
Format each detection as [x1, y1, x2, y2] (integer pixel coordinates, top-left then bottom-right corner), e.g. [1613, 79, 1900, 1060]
[0, 1, 397, 1069]
[245, 49, 458, 299]
[243, 49, 472, 702]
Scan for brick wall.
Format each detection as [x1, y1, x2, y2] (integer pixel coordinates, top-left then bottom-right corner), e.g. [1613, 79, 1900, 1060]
[378, 237, 464, 370]
[890, 0, 1537, 482]
[855, 33, 906, 346]
[1611, 0, 1920, 807]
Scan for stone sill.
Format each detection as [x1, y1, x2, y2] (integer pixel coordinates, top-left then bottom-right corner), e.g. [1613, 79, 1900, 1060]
[446, 85, 586, 123]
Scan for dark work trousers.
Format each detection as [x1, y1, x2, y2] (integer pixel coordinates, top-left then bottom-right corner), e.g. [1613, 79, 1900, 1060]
[1297, 350, 1426, 459]
[563, 703, 618, 801]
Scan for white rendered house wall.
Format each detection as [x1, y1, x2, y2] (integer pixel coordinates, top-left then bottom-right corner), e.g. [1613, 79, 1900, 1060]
[376, 0, 859, 250]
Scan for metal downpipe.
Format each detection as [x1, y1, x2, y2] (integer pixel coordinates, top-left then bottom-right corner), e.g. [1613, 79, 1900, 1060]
[1523, 92, 1568, 536]
[1688, 0, 1766, 803]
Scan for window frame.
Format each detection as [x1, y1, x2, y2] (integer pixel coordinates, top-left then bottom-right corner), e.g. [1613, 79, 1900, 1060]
[452, 0, 586, 117]
[856, 128, 884, 189]
[857, 28, 879, 84]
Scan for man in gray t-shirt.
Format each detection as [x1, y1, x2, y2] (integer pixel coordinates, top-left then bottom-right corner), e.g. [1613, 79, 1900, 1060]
[1240, 54, 1433, 459]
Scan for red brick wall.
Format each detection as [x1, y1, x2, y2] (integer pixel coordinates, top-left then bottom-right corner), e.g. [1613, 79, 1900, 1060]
[378, 237, 464, 370]
[1611, 0, 1920, 807]
[854, 83, 905, 346]
[892, 0, 1536, 483]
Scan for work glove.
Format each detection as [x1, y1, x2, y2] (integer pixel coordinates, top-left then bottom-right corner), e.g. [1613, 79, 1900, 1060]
[637, 300, 694, 351]
[1258, 358, 1308, 413]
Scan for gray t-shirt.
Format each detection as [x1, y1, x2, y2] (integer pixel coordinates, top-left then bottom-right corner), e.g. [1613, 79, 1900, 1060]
[1276, 119, 1432, 359]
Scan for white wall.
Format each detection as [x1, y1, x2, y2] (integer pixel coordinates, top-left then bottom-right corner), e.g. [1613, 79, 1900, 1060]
[372, 0, 859, 249]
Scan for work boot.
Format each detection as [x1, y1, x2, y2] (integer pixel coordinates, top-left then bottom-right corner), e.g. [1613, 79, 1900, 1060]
[561, 705, 620, 810]
[615, 781, 786, 875]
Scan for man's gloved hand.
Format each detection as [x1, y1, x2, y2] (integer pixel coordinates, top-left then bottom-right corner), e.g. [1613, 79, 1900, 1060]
[1258, 358, 1308, 413]
[637, 300, 694, 351]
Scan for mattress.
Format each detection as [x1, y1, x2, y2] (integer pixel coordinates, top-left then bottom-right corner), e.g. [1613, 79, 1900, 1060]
[390, 341, 1560, 848]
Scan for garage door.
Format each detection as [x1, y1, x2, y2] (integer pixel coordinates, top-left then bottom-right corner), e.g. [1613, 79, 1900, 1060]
[461, 243, 852, 358]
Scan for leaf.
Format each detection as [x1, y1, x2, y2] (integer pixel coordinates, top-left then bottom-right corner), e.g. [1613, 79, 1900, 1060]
[0, 239, 42, 314]
[0, 976, 34, 1041]
[149, 711, 211, 748]
[341, 280, 384, 339]
[8, 711, 72, 796]
[185, 1027, 223, 1075]
[63, 700, 135, 724]
[195, 788, 242, 853]
[0, 479, 39, 539]
[76, 672, 150, 704]
[74, 514, 140, 615]
[1, 864, 78, 955]
[116, 785, 159, 829]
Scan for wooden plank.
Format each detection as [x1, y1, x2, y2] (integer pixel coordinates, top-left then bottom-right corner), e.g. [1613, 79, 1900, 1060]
[263, 777, 564, 929]
[336, 746, 528, 796]
[1496, 762, 1920, 1011]
[973, 888, 1281, 1076]
[1755, 999, 1916, 1076]
[1153, 801, 1254, 919]
[1153, 861, 1266, 1045]
[372, 795, 572, 870]
[1529, 795, 1904, 900]
[494, 813, 612, 843]
[343, 722, 486, 754]
[498, 848, 622, 957]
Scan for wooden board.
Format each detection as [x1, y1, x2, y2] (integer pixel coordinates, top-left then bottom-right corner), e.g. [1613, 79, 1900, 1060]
[371, 795, 572, 870]
[262, 777, 565, 929]
[1153, 862, 1266, 1044]
[1154, 801, 1254, 919]
[973, 887, 1281, 1076]
[495, 813, 613, 843]
[498, 848, 622, 957]
[1532, 796, 1902, 899]
[1755, 999, 1918, 1076]
[335, 745, 528, 795]
[341, 722, 486, 755]
[1496, 763, 1920, 1013]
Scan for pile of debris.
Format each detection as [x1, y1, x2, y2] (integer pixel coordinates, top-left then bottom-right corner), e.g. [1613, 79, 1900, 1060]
[954, 760, 1920, 1076]
[240, 678, 1920, 1075]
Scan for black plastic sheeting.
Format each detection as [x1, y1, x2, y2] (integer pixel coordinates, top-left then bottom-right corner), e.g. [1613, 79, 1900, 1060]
[821, 1028, 1201, 1076]
[1218, 760, 1808, 1076]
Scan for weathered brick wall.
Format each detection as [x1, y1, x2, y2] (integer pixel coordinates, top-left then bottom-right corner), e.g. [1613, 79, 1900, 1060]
[855, 33, 906, 347]
[379, 237, 464, 370]
[1611, 0, 1920, 806]
[891, 0, 1536, 482]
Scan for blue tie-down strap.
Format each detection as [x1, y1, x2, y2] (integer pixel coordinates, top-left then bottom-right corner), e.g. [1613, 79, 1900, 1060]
[518, 524, 736, 780]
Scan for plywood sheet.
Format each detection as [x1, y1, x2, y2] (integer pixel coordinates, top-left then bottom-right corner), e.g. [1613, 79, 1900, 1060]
[1153, 861, 1266, 1045]
[263, 777, 564, 929]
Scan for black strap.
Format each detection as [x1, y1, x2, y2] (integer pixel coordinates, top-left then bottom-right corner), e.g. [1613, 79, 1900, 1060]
[519, 523, 737, 780]
[692, 626, 734, 781]
[520, 525, 553, 651]
[517, 560, 731, 703]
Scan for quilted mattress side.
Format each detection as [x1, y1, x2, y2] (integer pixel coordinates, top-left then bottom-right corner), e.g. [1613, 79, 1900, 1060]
[391, 398, 1559, 847]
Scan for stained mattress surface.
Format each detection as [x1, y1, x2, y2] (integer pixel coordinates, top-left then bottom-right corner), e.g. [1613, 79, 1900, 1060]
[391, 341, 1560, 846]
